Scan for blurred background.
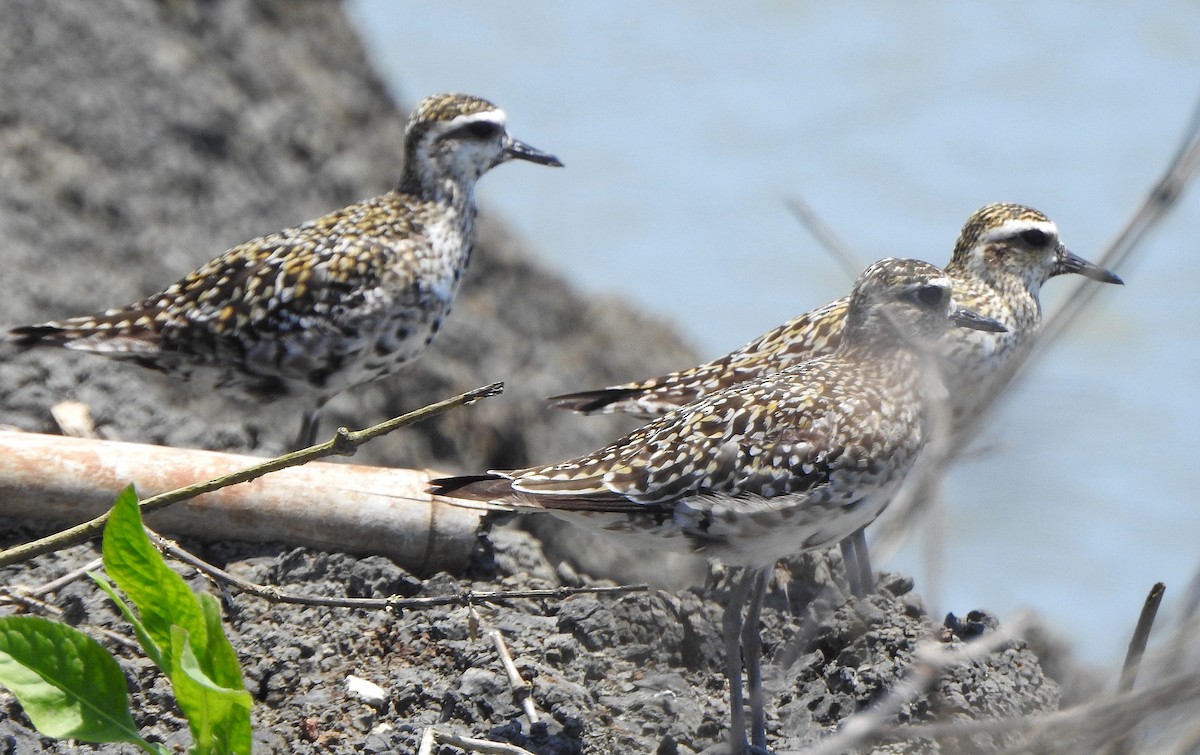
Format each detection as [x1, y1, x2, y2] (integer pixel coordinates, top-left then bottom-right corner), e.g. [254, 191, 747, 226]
[347, 1, 1200, 669]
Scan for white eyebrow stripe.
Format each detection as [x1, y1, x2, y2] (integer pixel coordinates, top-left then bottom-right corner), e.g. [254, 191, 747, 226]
[448, 110, 507, 129]
[982, 218, 1058, 243]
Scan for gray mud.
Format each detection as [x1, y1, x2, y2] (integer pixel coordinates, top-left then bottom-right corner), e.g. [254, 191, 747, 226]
[0, 2, 1069, 753]
[0, 519, 1061, 754]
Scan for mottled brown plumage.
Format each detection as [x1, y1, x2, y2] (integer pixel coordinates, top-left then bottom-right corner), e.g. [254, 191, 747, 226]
[550, 203, 1121, 430]
[9, 93, 562, 447]
[433, 257, 1006, 754]
[435, 257, 1003, 564]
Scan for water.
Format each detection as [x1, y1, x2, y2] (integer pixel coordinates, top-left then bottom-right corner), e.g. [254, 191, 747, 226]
[347, 1, 1200, 669]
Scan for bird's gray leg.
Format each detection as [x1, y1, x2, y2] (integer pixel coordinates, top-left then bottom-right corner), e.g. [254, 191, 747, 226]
[293, 406, 322, 451]
[741, 568, 771, 751]
[849, 527, 873, 596]
[839, 527, 873, 597]
[839, 536, 861, 596]
[723, 569, 756, 754]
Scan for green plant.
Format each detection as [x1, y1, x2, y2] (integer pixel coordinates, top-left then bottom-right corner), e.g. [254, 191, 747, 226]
[0, 486, 252, 754]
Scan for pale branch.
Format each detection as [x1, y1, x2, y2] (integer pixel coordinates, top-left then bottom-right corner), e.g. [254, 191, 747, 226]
[489, 628, 540, 724]
[0, 556, 103, 601]
[418, 727, 538, 755]
[146, 528, 648, 611]
[784, 196, 865, 281]
[1120, 582, 1167, 694]
[797, 613, 1031, 755]
[856, 670, 1200, 752]
[0, 588, 141, 653]
[1104, 582, 1169, 755]
[0, 382, 502, 569]
[956, 95, 1200, 447]
[0, 432, 484, 574]
[417, 726, 435, 755]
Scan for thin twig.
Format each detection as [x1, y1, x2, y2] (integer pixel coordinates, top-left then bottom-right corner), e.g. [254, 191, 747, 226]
[862, 668, 1200, 755]
[489, 629, 540, 724]
[956, 96, 1200, 446]
[0, 589, 141, 653]
[784, 196, 865, 281]
[427, 730, 538, 755]
[1041, 97, 1200, 351]
[0, 382, 503, 568]
[843, 95, 1200, 588]
[0, 556, 103, 604]
[1120, 582, 1167, 694]
[797, 613, 1031, 755]
[1161, 717, 1200, 755]
[417, 726, 436, 755]
[1103, 582, 1169, 755]
[146, 529, 647, 611]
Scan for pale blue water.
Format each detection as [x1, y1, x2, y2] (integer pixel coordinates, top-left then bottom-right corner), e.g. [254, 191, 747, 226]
[347, 1, 1200, 670]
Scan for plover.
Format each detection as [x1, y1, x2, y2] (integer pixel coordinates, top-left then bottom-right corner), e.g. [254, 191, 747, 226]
[432, 257, 1007, 754]
[550, 204, 1118, 423]
[8, 93, 562, 449]
[549, 203, 1121, 594]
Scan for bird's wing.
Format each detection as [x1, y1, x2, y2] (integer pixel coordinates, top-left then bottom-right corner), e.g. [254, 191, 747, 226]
[516, 364, 882, 512]
[547, 296, 851, 416]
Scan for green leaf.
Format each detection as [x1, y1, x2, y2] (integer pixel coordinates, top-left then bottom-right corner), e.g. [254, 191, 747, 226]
[197, 592, 245, 691]
[102, 486, 207, 669]
[169, 627, 253, 755]
[100, 486, 251, 753]
[0, 615, 156, 750]
[89, 572, 164, 669]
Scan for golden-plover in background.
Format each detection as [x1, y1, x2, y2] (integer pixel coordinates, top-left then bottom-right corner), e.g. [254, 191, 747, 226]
[433, 257, 1007, 754]
[550, 203, 1121, 593]
[9, 93, 562, 448]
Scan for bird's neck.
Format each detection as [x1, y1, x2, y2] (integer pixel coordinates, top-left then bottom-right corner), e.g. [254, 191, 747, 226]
[398, 164, 478, 211]
[838, 322, 943, 375]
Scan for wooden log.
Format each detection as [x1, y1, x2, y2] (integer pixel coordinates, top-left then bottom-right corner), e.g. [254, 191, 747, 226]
[0, 431, 482, 575]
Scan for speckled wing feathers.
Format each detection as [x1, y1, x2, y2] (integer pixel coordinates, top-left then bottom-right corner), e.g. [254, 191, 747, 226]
[549, 298, 849, 416]
[460, 355, 918, 517]
[8, 93, 563, 440]
[549, 203, 1120, 426]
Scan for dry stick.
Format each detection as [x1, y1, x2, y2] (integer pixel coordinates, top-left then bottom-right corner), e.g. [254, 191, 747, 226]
[0, 556, 104, 603]
[1120, 582, 1167, 694]
[960, 96, 1200, 446]
[488, 629, 540, 724]
[1011, 671, 1200, 755]
[417, 726, 436, 755]
[784, 196, 865, 282]
[794, 613, 1032, 755]
[0, 381, 503, 569]
[1162, 717, 1200, 755]
[146, 528, 647, 611]
[783, 105, 1200, 754]
[860, 670, 1200, 752]
[1102, 582, 1169, 755]
[0, 589, 141, 653]
[420, 729, 537, 755]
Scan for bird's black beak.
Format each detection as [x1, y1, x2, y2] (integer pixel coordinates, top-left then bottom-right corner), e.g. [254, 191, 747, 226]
[952, 307, 1008, 333]
[503, 137, 563, 167]
[1053, 246, 1123, 284]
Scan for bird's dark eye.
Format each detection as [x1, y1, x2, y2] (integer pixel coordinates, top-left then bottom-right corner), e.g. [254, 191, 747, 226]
[911, 285, 946, 307]
[1019, 228, 1049, 247]
[462, 121, 502, 139]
